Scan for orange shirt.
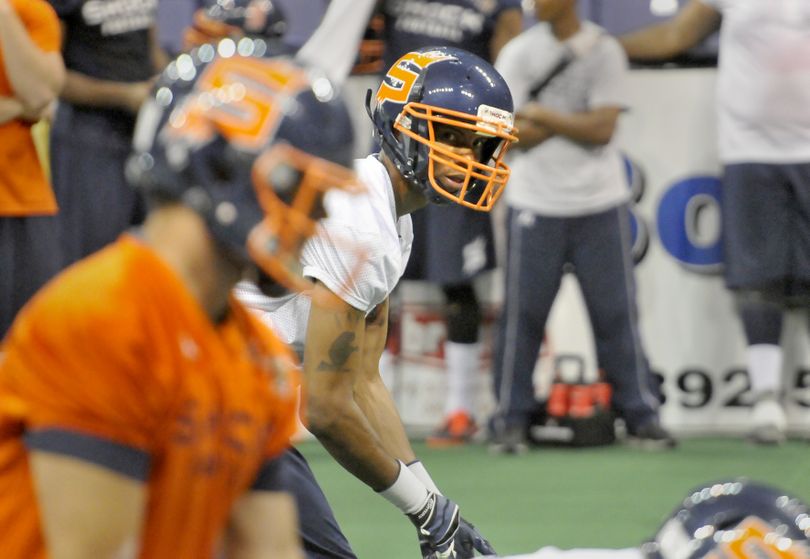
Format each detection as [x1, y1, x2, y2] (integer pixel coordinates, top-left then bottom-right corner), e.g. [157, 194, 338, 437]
[0, 0, 60, 216]
[0, 235, 300, 559]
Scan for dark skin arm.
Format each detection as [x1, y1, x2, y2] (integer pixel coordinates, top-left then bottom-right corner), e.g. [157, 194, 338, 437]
[489, 7, 523, 62]
[516, 104, 622, 148]
[59, 24, 165, 113]
[302, 282, 416, 492]
[513, 113, 554, 151]
[618, 0, 721, 61]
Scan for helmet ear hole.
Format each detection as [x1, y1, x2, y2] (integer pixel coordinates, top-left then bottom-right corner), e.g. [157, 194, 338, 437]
[265, 162, 303, 206]
[212, 143, 242, 182]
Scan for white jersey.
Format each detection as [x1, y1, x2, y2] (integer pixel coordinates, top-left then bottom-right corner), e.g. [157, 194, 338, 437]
[495, 22, 631, 217]
[700, 0, 810, 164]
[235, 155, 413, 356]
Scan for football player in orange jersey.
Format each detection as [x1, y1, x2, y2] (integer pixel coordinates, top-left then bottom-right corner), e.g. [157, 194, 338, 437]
[0, 44, 358, 559]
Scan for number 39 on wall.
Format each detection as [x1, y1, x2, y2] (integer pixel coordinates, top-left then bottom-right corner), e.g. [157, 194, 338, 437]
[652, 369, 810, 409]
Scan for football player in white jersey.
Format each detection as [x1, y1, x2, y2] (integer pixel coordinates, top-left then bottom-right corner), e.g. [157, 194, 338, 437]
[619, 0, 810, 445]
[238, 46, 517, 558]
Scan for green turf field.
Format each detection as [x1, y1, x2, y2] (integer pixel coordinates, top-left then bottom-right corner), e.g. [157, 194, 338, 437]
[298, 438, 810, 558]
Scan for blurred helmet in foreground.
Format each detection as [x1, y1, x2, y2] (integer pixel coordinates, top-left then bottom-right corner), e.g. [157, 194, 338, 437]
[643, 479, 810, 559]
[184, 0, 287, 51]
[128, 47, 358, 294]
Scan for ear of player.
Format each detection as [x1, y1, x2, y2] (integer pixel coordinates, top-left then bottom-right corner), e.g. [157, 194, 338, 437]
[369, 46, 518, 212]
[127, 45, 363, 302]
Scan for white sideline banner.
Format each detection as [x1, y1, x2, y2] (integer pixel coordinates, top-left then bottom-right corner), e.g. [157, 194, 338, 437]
[384, 69, 810, 436]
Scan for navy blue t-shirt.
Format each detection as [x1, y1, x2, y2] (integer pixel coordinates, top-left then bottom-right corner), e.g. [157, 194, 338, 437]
[381, 0, 522, 67]
[48, 0, 156, 83]
[48, 0, 158, 134]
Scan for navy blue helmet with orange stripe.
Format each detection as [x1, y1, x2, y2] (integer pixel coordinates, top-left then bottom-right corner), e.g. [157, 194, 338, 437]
[366, 46, 517, 212]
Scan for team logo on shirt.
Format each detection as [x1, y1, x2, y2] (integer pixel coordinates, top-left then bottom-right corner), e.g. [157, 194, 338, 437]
[82, 0, 157, 36]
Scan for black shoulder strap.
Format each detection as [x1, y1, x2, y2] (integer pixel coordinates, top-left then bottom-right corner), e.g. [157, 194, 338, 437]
[528, 46, 576, 99]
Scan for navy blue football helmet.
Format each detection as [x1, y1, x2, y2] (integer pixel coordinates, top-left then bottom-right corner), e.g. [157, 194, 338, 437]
[367, 46, 517, 212]
[643, 479, 810, 559]
[127, 47, 358, 293]
[184, 0, 287, 50]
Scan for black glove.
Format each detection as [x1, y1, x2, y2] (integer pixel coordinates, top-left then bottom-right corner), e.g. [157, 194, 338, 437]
[454, 516, 497, 557]
[407, 492, 461, 558]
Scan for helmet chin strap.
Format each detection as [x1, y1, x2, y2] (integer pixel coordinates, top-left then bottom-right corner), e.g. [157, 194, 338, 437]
[415, 167, 449, 205]
[368, 87, 445, 205]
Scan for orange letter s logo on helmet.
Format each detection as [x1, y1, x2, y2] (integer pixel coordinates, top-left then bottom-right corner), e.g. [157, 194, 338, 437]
[376, 50, 454, 106]
[165, 56, 309, 151]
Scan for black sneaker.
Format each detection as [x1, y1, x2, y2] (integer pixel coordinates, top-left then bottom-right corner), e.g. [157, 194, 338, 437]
[626, 419, 677, 450]
[488, 423, 529, 455]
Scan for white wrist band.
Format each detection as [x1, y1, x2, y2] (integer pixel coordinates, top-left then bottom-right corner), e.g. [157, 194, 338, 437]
[379, 460, 430, 514]
[407, 460, 442, 495]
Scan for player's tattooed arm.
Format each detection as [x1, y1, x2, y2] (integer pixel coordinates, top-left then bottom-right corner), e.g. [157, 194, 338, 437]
[352, 297, 416, 463]
[303, 283, 400, 490]
[316, 330, 359, 373]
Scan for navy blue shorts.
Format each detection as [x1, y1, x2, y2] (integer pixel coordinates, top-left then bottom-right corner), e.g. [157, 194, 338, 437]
[722, 162, 810, 292]
[261, 447, 356, 559]
[402, 202, 495, 285]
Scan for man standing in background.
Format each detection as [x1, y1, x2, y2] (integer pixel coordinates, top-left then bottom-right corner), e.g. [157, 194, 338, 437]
[380, 0, 524, 447]
[0, 0, 64, 339]
[491, 0, 674, 452]
[48, 0, 167, 267]
[620, 0, 810, 444]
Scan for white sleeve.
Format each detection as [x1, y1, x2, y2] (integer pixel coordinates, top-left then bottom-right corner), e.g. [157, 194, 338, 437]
[295, 0, 378, 87]
[589, 39, 629, 109]
[232, 281, 311, 359]
[300, 222, 388, 314]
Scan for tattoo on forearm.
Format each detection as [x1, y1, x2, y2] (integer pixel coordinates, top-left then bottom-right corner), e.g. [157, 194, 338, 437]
[317, 332, 358, 372]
